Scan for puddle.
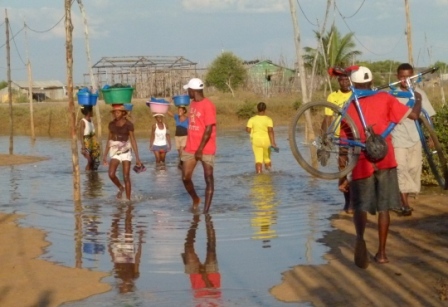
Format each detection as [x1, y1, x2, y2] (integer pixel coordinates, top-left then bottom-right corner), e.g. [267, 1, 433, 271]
[0, 127, 343, 306]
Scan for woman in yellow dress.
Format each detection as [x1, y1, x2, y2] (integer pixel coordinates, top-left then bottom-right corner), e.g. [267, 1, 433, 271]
[246, 102, 278, 174]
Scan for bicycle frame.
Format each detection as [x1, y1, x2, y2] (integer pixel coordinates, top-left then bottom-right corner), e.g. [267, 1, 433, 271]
[325, 67, 437, 151]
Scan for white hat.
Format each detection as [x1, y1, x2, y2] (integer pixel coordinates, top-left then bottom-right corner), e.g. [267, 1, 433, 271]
[351, 66, 372, 83]
[183, 78, 204, 90]
[153, 113, 165, 117]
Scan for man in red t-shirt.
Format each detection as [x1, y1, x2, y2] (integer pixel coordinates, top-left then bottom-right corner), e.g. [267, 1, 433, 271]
[340, 66, 421, 268]
[181, 78, 217, 213]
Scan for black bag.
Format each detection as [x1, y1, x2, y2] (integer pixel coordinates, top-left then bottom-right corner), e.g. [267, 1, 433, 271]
[364, 126, 388, 162]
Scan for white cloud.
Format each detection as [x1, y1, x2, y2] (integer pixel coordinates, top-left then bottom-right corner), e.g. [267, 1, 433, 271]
[181, 0, 287, 13]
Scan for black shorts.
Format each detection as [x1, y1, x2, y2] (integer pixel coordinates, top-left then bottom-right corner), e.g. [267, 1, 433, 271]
[350, 168, 401, 215]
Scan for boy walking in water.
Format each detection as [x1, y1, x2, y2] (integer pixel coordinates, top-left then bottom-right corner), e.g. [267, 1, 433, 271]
[181, 78, 217, 213]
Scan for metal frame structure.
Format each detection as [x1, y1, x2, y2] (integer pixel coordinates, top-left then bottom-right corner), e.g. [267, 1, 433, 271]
[85, 56, 198, 98]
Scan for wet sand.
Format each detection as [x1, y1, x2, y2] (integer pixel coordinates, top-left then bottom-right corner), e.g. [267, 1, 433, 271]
[0, 154, 47, 166]
[271, 192, 448, 306]
[0, 213, 111, 307]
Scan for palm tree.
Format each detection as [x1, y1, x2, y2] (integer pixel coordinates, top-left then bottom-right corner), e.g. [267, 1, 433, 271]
[304, 25, 362, 75]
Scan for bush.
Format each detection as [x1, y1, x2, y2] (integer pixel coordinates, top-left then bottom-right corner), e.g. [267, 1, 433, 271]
[236, 101, 256, 119]
[421, 104, 448, 186]
[292, 99, 302, 110]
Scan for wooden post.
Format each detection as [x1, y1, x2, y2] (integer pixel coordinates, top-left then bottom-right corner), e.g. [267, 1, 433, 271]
[289, 0, 317, 168]
[5, 9, 13, 154]
[288, 0, 308, 104]
[76, 0, 102, 153]
[24, 22, 35, 141]
[404, 0, 414, 66]
[65, 0, 81, 201]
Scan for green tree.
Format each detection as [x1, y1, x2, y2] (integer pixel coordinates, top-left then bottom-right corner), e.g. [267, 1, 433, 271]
[303, 25, 362, 75]
[0, 80, 7, 90]
[205, 52, 247, 97]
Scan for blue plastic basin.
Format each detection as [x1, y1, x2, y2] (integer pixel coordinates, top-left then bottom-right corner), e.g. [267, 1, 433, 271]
[173, 95, 190, 106]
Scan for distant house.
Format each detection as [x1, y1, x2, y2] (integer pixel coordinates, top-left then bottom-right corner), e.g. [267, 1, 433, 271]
[244, 60, 296, 95]
[0, 80, 66, 103]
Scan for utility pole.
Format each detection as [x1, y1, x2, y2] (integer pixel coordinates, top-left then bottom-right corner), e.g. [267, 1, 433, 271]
[404, 0, 414, 66]
[65, 0, 81, 201]
[288, 0, 308, 104]
[288, 0, 317, 174]
[5, 9, 13, 154]
[77, 0, 102, 150]
[24, 22, 35, 141]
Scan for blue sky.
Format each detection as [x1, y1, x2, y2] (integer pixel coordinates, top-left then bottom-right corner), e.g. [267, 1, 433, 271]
[0, 0, 447, 83]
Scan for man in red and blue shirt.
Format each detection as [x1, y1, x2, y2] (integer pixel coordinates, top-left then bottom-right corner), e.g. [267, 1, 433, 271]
[181, 78, 217, 213]
[341, 66, 421, 268]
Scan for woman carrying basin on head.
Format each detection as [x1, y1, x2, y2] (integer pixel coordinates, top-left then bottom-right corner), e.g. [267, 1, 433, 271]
[78, 105, 101, 171]
[102, 104, 143, 200]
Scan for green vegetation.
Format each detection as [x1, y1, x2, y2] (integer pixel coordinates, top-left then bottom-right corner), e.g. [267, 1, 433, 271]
[205, 52, 247, 96]
[303, 25, 361, 74]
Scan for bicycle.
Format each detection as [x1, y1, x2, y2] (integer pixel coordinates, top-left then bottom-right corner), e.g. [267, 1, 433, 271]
[288, 66, 448, 190]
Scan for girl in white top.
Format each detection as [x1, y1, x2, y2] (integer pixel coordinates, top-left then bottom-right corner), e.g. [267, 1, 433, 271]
[78, 106, 101, 171]
[150, 113, 171, 169]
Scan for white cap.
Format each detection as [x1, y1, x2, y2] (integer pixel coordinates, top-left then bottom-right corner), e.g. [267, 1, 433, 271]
[183, 78, 204, 90]
[351, 66, 372, 83]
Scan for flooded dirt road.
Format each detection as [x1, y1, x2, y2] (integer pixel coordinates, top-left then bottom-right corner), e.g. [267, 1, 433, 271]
[0, 128, 343, 306]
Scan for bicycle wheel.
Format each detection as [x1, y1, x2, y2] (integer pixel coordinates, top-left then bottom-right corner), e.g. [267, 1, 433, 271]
[418, 116, 448, 189]
[289, 101, 361, 180]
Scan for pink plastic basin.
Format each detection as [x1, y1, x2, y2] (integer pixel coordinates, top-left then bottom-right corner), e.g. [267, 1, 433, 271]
[147, 101, 169, 114]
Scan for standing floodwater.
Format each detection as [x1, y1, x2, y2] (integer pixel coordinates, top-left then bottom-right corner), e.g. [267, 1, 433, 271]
[0, 127, 343, 306]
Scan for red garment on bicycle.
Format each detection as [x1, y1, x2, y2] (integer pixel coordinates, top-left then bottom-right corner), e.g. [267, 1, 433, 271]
[341, 92, 411, 180]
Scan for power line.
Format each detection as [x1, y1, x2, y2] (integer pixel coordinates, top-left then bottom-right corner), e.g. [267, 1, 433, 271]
[0, 25, 25, 49]
[335, 3, 402, 56]
[296, 0, 318, 27]
[335, 0, 366, 19]
[25, 14, 65, 34]
[25, 0, 75, 33]
[9, 23, 26, 66]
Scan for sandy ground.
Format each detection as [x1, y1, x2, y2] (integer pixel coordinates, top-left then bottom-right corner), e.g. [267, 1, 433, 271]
[270, 191, 448, 307]
[0, 213, 111, 307]
[0, 154, 111, 307]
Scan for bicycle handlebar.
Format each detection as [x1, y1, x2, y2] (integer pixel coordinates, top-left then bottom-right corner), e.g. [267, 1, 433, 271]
[375, 66, 439, 90]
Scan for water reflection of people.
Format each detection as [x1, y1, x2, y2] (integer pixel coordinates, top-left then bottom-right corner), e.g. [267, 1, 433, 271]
[83, 171, 103, 198]
[108, 204, 144, 293]
[182, 214, 221, 302]
[250, 174, 278, 248]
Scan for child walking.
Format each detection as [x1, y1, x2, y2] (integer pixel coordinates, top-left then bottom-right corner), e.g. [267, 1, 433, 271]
[78, 105, 101, 171]
[167, 106, 189, 169]
[150, 113, 171, 170]
[102, 104, 142, 200]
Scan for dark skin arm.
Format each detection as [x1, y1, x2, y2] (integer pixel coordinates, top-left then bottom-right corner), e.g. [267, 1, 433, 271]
[407, 91, 422, 120]
[195, 125, 214, 160]
[268, 127, 277, 148]
[129, 130, 142, 166]
[102, 131, 113, 165]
